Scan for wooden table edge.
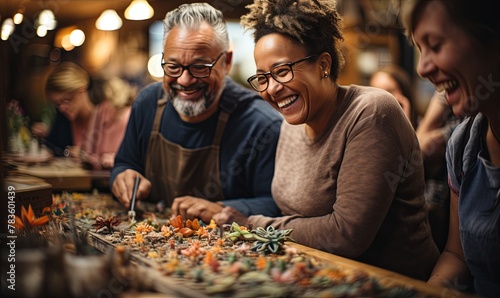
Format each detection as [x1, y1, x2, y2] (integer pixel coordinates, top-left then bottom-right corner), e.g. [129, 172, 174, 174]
[289, 242, 475, 298]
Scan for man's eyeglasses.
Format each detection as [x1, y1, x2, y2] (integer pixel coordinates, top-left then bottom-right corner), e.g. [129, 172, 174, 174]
[161, 52, 225, 79]
[247, 54, 318, 92]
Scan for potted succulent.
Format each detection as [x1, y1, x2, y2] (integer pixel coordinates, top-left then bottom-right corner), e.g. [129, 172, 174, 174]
[7, 99, 31, 154]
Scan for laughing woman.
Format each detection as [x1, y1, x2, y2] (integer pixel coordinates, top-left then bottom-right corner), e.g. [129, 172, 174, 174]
[214, 0, 439, 280]
[402, 0, 500, 296]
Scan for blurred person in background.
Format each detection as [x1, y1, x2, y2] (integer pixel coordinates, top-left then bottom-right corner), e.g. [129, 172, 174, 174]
[416, 91, 462, 251]
[43, 62, 132, 170]
[369, 65, 418, 128]
[371, 66, 463, 251]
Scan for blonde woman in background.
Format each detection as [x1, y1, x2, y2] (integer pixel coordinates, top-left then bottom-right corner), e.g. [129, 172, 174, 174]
[43, 62, 132, 170]
[99, 77, 134, 168]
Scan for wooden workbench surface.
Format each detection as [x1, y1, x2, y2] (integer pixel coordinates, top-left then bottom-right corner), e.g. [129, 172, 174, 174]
[59, 192, 473, 298]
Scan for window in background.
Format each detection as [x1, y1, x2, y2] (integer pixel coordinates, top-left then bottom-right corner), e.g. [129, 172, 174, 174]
[226, 21, 255, 87]
[147, 20, 256, 87]
[148, 21, 164, 79]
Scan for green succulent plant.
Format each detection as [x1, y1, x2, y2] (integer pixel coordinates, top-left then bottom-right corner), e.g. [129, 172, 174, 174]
[251, 226, 294, 254]
[225, 222, 294, 254]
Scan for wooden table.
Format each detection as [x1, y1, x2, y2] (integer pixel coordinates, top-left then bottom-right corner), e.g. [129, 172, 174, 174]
[5, 157, 110, 192]
[83, 230, 469, 298]
[293, 243, 472, 298]
[61, 193, 474, 298]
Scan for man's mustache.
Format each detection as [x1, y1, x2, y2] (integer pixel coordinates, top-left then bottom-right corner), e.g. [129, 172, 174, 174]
[170, 82, 207, 92]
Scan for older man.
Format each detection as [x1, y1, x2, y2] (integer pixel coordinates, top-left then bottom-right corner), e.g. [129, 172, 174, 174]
[111, 3, 282, 223]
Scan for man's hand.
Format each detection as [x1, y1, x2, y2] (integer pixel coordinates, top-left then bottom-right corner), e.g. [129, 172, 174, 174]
[213, 206, 249, 227]
[171, 196, 224, 223]
[112, 170, 151, 208]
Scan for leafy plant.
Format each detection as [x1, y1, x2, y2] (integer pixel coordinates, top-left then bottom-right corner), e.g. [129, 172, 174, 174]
[92, 215, 121, 233]
[251, 226, 294, 254]
[7, 99, 31, 151]
[7, 99, 29, 134]
[226, 222, 255, 242]
[225, 222, 294, 254]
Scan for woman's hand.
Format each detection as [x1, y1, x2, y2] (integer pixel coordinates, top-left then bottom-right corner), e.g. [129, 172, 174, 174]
[213, 206, 249, 227]
[171, 196, 224, 223]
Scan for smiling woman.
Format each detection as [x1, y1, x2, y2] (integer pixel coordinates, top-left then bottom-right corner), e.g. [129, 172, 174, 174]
[214, 0, 439, 282]
[402, 0, 500, 296]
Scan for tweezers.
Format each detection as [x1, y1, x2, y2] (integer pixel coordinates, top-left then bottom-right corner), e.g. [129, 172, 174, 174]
[128, 176, 140, 223]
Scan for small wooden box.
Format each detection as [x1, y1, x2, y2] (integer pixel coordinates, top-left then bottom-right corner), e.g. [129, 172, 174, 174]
[15, 160, 92, 191]
[3, 175, 52, 216]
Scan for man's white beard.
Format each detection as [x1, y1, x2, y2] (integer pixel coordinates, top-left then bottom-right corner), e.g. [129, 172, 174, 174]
[171, 95, 207, 118]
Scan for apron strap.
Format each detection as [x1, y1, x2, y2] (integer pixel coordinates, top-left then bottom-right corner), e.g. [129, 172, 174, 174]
[212, 95, 238, 146]
[152, 98, 168, 132]
[213, 111, 229, 146]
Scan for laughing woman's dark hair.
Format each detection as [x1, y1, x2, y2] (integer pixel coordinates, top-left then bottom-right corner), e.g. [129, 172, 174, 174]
[241, 0, 345, 81]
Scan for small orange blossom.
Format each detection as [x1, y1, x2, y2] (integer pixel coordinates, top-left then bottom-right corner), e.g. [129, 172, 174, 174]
[14, 205, 49, 230]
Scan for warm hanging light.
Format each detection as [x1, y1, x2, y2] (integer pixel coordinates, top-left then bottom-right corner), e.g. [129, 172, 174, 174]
[38, 9, 57, 30]
[13, 13, 23, 24]
[13, 7, 25, 24]
[125, 0, 154, 20]
[95, 9, 122, 31]
[1, 18, 15, 41]
[61, 35, 74, 51]
[37, 25, 47, 37]
[69, 29, 85, 47]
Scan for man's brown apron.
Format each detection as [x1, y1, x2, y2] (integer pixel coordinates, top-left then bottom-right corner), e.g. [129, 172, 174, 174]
[145, 98, 230, 207]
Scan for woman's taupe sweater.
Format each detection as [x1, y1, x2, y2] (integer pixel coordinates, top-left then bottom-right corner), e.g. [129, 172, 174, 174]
[249, 85, 439, 280]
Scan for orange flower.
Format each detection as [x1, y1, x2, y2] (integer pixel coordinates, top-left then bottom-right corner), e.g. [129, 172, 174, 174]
[160, 225, 172, 238]
[178, 227, 195, 237]
[14, 205, 49, 230]
[186, 218, 201, 230]
[206, 219, 217, 230]
[133, 232, 144, 244]
[170, 215, 184, 232]
[135, 222, 155, 234]
[204, 251, 214, 265]
[256, 255, 267, 271]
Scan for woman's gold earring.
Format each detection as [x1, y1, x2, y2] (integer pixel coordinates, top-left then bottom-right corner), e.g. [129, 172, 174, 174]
[323, 72, 329, 78]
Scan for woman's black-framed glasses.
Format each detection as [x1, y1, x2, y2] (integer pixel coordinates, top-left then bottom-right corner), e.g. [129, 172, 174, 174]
[247, 54, 318, 92]
[161, 52, 226, 78]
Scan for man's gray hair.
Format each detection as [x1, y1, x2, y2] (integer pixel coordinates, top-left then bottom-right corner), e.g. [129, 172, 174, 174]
[163, 3, 229, 51]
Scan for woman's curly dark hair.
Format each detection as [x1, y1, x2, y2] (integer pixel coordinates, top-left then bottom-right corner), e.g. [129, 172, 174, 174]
[241, 0, 345, 80]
